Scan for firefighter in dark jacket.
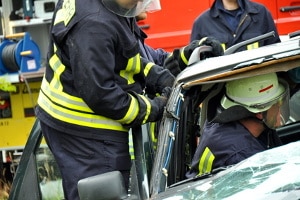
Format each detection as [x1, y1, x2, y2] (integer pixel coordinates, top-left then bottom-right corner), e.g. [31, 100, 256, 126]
[186, 73, 289, 178]
[190, 0, 281, 52]
[35, 0, 222, 199]
[35, 0, 175, 199]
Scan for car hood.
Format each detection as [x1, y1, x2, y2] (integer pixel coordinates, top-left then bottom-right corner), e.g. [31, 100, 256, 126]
[152, 141, 300, 200]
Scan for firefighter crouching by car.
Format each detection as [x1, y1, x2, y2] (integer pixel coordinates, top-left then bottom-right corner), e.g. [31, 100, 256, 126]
[186, 72, 289, 178]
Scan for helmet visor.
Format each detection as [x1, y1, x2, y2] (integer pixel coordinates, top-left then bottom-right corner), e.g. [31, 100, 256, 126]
[102, 0, 153, 17]
[145, 0, 161, 12]
[261, 79, 290, 129]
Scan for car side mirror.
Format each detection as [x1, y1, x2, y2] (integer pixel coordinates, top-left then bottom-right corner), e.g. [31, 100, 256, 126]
[77, 171, 128, 200]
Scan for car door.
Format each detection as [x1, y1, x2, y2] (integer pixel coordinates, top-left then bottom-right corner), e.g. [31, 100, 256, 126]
[8, 119, 64, 200]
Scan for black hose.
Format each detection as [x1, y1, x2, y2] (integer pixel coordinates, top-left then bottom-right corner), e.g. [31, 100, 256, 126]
[2, 43, 20, 72]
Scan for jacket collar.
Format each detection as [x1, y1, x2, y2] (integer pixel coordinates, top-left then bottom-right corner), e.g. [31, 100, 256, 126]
[211, 0, 259, 18]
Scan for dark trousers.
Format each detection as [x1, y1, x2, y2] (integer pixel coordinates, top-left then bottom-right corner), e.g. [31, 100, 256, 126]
[40, 121, 131, 200]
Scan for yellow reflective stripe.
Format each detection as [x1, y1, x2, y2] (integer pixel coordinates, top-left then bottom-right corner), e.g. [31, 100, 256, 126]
[53, 0, 76, 26]
[38, 90, 128, 131]
[139, 95, 151, 124]
[118, 94, 139, 124]
[199, 37, 207, 44]
[54, 9, 64, 25]
[120, 54, 141, 84]
[42, 48, 139, 131]
[150, 122, 157, 150]
[45, 51, 140, 126]
[180, 49, 188, 65]
[42, 74, 139, 125]
[144, 62, 155, 76]
[41, 78, 93, 112]
[198, 147, 215, 176]
[129, 132, 135, 159]
[62, 0, 75, 26]
[221, 43, 226, 51]
[247, 42, 259, 50]
[49, 53, 65, 90]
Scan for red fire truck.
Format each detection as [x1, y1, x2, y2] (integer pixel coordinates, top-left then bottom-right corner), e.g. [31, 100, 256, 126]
[139, 0, 300, 52]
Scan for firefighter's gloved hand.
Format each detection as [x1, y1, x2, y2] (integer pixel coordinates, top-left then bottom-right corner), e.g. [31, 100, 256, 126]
[124, 90, 171, 128]
[155, 69, 175, 95]
[163, 49, 181, 77]
[164, 37, 224, 76]
[147, 87, 172, 122]
[147, 95, 167, 122]
[199, 37, 224, 55]
[161, 86, 172, 99]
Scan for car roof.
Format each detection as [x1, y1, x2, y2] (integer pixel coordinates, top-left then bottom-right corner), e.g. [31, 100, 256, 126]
[176, 37, 300, 89]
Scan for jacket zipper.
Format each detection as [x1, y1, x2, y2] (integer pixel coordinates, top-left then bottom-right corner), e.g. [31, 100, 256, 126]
[233, 13, 248, 37]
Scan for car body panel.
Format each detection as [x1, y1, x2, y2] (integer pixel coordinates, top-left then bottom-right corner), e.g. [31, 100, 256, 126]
[152, 140, 300, 200]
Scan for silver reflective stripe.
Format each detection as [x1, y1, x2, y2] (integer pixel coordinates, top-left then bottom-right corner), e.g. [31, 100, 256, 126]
[41, 79, 93, 112]
[49, 54, 65, 90]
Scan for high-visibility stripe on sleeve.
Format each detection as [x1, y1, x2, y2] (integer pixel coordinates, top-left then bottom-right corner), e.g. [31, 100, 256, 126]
[180, 49, 188, 65]
[198, 147, 215, 176]
[138, 94, 152, 124]
[144, 62, 155, 76]
[247, 42, 259, 50]
[221, 43, 226, 51]
[118, 94, 139, 124]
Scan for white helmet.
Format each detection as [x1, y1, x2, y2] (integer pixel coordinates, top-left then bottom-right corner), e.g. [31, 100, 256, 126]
[102, 0, 158, 17]
[220, 73, 290, 128]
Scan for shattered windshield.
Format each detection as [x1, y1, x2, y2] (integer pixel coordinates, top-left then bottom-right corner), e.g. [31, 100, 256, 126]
[158, 141, 300, 200]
